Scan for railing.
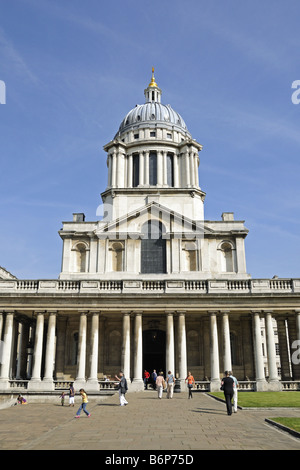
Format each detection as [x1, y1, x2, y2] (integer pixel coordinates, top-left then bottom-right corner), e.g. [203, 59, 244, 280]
[281, 381, 300, 391]
[5, 379, 300, 392]
[238, 381, 256, 391]
[1, 278, 299, 295]
[194, 381, 210, 391]
[8, 380, 28, 389]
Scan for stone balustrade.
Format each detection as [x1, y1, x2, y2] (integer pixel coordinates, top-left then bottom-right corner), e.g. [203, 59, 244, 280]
[0, 278, 299, 295]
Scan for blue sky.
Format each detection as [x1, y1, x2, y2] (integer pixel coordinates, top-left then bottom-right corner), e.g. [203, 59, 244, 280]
[0, 0, 300, 279]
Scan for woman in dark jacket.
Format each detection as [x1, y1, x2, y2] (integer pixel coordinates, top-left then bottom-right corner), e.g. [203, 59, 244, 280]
[220, 371, 234, 415]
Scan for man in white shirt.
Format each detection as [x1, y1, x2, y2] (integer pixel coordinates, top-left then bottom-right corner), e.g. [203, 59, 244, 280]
[229, 371, 239, 413]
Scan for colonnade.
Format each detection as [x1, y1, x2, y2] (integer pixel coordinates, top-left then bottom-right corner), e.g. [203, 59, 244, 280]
[0, 309, 300, 392]
[107, 148, 199, 189]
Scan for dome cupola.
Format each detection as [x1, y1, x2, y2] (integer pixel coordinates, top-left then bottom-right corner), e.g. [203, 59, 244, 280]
[115, 68, 191, 139]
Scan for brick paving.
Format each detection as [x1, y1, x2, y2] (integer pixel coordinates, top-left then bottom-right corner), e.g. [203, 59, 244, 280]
[0, 390, 300, 451]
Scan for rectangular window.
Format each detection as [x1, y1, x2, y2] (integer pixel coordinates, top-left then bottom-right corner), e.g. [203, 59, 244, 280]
[167, 153, 174, 187]
[150, 131, 156, 137]
[149, 152, 157, 185]
[134, 133, 139, 139]
[132, 154, 139, 187]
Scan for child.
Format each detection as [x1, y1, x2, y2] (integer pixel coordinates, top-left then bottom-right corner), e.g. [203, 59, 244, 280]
[75, 389, 91, 418]
[16, 395, 27, 405]
[59, 391, 65, 406]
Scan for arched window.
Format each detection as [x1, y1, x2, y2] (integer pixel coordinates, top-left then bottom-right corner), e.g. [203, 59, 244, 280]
[219, 241, 234, 272]
[74, 243, 87, 272]
[141, 220, 166, 274]
[109, 241, 124, 271]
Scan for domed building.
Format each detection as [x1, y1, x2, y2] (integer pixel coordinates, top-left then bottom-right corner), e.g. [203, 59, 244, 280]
[0, 70, 299, 397]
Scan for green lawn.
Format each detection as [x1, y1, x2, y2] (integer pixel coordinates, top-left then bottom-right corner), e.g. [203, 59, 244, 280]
[270, 417, 300, 433]
[208, 391, 300, 408]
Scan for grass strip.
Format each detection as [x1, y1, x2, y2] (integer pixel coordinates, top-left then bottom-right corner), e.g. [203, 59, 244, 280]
[208, 391, 300, 408]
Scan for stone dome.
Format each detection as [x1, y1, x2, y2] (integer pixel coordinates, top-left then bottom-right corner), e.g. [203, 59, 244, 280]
[116, 102, 190, 135]
[114, 69, 191, 139]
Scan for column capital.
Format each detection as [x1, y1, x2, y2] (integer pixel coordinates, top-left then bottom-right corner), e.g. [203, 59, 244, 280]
[47, 310, 58, 316]
[208, 310, 218, 316]
[132, 310, 143, 316]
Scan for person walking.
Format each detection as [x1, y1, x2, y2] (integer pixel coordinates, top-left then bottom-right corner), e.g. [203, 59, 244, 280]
[151, 369, 157, 390]
[229, 371, 239, 413]
[59, 391, 65, 406]
[185, 371, 195, 399]
[68, 383, 75, 407]
[115, 370, 128, 406]
[75, 389, 91, 418]
[156, 371, 164, 399]
[166, 370, 175, 399]
[221, 371, 234, 415]
[144, 370, 150, 390]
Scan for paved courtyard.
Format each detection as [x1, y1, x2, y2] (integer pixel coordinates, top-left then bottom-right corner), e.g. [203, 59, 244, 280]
[0, 390, 300, 451]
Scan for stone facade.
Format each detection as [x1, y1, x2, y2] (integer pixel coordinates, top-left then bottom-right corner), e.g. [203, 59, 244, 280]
[0, 70, 300, 394]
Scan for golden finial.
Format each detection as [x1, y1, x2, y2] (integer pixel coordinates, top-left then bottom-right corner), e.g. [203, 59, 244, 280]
[148, 67, 158, 87]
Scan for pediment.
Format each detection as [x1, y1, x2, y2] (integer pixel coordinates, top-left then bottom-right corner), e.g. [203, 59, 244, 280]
[94, 202, 214, 239]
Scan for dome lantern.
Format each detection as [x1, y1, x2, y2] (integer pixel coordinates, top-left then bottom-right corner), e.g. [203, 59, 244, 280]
[144, 67, 162, 103]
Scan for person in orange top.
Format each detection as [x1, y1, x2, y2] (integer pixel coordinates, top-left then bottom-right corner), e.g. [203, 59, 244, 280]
[185, 371, 195, 399]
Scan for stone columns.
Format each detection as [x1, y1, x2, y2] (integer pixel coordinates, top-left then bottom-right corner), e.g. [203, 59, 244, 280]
[111, 151, 117, 188]
[252, 311, 267, 391]
[43, 312, 57, 387]
[127, 154, 133, 188]
[144, 151, 150, 186]
[121, 312, 131, 380]
[157, 151, 163, 186]
[265, 311, 281, 390]
[30, 312, 44, 383]
[75, 311, 87, 388]
[185, 151, 190, 187]
[166, 312, 175, 375]
[139, 152, 144, 186]
[173, 154, 179, 187]
[194, 153, 199, 187]
[87, 311, 99, 390]
[209, 311, 220, 391]
[0, 311, 14, 389]
[296, 310, 300, 343]
[132, 312, 143, 390]
[163, 151, 168, 186]
[177, 312, 187, 384]
[221, 311, 232, 372]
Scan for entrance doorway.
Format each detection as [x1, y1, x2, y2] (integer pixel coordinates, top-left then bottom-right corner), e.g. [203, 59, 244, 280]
[143, 329, 166, 382]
